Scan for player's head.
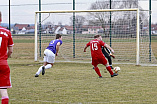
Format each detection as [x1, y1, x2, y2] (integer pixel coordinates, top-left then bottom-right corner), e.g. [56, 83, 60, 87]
[94, 34, 102, 40]
[56, 34, 62, 40]
[0, 11, 2, 22]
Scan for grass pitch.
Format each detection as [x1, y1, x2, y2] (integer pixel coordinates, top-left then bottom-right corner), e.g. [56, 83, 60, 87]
[8, 58, 157, 104]
[8, 35, 157, 103]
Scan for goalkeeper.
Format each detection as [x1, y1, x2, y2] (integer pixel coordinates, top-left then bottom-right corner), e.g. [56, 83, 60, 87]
[102, 47, 115, 69]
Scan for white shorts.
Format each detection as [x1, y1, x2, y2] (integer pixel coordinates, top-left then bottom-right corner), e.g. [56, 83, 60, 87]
[43, 49, 55, 63]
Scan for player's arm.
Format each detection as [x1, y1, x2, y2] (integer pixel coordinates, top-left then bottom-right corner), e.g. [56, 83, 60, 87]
[83, 45, 88, 52]
[7, 46, 13, 58]
[84, 45, 89, 52]
[105, 47, 111, 54]
[105, 47, 115, 58]
[101, 46, 106, 55]
[56, 42, 61, 56]
[104, 44, 114, 54]
[84, 42, 90, 52]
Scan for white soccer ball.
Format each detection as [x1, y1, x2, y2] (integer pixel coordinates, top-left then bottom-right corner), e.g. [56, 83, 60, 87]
[114, 66, 121, 73]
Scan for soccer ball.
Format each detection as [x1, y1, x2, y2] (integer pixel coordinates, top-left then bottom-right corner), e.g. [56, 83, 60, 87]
[114, 66, 120, 73]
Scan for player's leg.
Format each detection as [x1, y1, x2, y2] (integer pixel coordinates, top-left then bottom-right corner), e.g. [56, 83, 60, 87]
[105, 64, 118, 77]
[105, 64, 113, 75]
[101, 57, 118, 77]
[35, 63, 53, 76]
[42, 62, 53, 75]
[94, 66, 102, 78]
[0, 66, 11, 104]
[103, 50, 113, 69]
[35, 66, 43, 77]
[0, 89, 9, 104]
[92, 59, 102, 78]
[41, 49, 55, 75]
[35, 49, 48, 77]
[101, 57, 111, 74]
[43, 61, 54, 69]
[106, 55, 113, 69]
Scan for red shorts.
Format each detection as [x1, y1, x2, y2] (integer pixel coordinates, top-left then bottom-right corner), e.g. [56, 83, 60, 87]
[92, 56, 107, 67]
[0, 65, 12, 88]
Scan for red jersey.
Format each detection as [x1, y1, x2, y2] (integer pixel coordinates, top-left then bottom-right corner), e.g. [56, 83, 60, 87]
[0, 26, 14, 65]
[86, 39, 105, 58]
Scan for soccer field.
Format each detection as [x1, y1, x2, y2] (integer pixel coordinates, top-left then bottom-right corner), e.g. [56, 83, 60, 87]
[8, 58, 157, 104]
[7, 35, 157, 103]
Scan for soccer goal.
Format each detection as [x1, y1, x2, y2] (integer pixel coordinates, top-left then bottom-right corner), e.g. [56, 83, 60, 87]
[34, 9, 157, 65]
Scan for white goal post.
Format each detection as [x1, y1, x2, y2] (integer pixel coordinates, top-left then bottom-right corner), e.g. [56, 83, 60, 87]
[34, 8, 156, 65]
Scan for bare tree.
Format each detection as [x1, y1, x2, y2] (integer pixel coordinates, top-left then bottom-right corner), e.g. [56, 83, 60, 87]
[88, 0, 147, 37]
[70, 15, 86, 33]
[88, 1, 118, 36]
[119, 0, 138, 9]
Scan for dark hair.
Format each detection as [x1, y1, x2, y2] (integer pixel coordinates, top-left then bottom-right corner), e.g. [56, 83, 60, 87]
[56, 34, 62, 39]
[94, 35, 100, 39]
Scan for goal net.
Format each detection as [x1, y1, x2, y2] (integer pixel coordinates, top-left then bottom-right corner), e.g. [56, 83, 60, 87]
[34, 9, 157, 65]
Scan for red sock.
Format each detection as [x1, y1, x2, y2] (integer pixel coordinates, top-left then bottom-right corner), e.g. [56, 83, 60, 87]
[94, 67, 102, 77]
[1, 97, 9, 104]
[106, 66, 114, 75]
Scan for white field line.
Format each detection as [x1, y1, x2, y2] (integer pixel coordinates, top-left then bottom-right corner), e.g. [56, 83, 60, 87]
[10, 98, 157, 103]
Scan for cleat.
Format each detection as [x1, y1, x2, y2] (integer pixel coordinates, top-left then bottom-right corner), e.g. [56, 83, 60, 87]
[110, 66, 114, 69]
[111, 73, 118, 77]
[99, 76, 102, 78]
[42, 66, 45, 75]
[35, 74, 39, 77]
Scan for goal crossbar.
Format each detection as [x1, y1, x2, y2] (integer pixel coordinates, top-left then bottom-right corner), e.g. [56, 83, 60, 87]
[35, 8, 138, 14]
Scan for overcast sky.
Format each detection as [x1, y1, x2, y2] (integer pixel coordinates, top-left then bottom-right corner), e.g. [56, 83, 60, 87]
[0, 0, 157, 24]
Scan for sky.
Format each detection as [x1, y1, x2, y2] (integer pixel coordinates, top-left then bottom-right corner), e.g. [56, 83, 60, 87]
[0, 0, 157, 24]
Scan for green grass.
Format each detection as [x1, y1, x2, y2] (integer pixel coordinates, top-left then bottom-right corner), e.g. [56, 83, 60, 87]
[12, 34, 156, 44]
[6, 35, 157, 103]
[13, 39, 34, 43]
[8, 58, 157, 104]
[152, 36, 157, 42]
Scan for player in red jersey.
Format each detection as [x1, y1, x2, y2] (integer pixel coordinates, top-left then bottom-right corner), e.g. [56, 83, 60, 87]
[0, 11, 14, 104]
[84, 35, 118, 78]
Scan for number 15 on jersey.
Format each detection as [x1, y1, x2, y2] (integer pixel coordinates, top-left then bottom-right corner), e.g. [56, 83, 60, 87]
[92, 43, 98, 51]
